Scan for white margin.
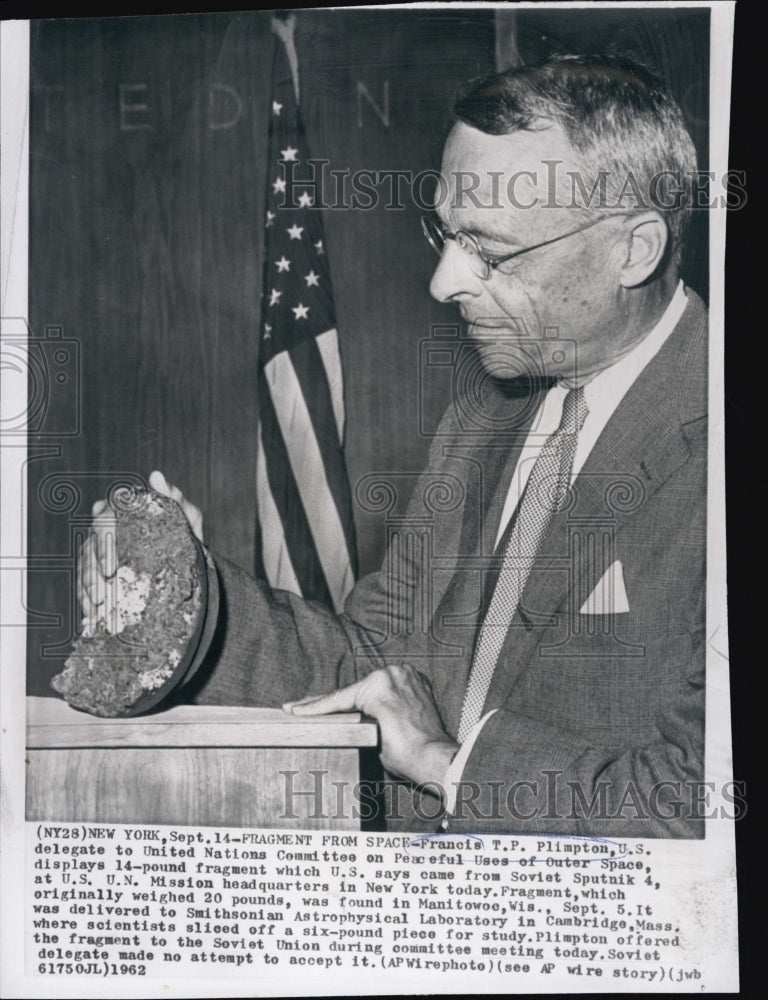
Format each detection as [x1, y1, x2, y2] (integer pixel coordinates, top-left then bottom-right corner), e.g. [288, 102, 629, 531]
[1, 17, 30, 1000]
[0, 3, 739, 995]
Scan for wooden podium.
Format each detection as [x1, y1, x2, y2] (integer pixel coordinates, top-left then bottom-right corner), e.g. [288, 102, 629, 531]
[26, 696, 379, 829]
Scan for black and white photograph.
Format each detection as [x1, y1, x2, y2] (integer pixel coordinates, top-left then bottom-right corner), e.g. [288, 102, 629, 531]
[1, 1, 739, 995]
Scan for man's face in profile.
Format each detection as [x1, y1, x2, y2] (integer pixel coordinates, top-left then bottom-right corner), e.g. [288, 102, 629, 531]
[430, 122, 626, 382]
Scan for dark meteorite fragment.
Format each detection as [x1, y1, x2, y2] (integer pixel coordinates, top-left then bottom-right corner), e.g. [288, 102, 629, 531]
[52, 488, 203, 716]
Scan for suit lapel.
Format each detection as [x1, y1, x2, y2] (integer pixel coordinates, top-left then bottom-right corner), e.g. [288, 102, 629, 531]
[427, 379, 548, 735]
[482, 293, 707, 712]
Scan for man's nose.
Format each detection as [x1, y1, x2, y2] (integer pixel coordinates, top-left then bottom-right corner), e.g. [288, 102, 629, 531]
[428, 241, 482, 303]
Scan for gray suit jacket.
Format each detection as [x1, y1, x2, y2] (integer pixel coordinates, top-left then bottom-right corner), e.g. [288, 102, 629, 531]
[184, 290, 708, 838]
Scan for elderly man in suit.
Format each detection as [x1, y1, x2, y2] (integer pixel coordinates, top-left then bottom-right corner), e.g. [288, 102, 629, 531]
[81, 54, 706, 837]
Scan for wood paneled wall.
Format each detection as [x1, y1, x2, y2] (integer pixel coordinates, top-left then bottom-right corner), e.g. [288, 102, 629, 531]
[26, 8, 708, 694]
[26, 10, 495, 693]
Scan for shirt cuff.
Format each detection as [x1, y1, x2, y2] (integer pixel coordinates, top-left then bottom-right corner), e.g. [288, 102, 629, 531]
[442, 710, 498, 816]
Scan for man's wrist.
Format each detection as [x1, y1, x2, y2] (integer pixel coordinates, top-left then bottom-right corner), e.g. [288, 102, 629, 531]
[414, 739, 459, 799]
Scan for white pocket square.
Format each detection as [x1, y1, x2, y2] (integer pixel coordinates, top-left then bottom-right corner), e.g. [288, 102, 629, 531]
[579, 560, 630, 614]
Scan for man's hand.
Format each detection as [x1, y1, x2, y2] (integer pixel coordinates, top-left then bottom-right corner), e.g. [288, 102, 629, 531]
[147, 470, 204, 543]
[77, 470, 204, 627]
[284, 665, 459, 796]
[78, 498, 118, 626]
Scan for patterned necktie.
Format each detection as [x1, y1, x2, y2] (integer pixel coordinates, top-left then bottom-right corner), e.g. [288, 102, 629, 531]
[457, 386, 589, 742]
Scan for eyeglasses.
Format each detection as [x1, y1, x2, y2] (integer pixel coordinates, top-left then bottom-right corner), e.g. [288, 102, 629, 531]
[421, 213, 631, 280]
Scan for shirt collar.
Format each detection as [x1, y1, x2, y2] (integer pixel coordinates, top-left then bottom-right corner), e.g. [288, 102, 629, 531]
[570, 280, 688, 416]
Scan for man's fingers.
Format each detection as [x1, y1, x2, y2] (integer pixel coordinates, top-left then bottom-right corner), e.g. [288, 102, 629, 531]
[149, 470, 204, 542]
[79, 532, 119, 628]
[149, 469, 183, 506]
[80, 533, 100, 604]
[148, 469, 171, 497]
[285, 667, 413, 718]
[284, 681, 364, 716]
[77, 535, 98, 617]
[183, 502, 204, 543]
[91, 503, 117, 579]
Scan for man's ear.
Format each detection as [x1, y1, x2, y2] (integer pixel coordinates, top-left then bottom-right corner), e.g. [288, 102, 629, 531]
[618, 212, 669, 287]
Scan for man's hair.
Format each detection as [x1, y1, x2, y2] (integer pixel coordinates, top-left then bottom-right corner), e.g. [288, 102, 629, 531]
[454, 53, 698, 265]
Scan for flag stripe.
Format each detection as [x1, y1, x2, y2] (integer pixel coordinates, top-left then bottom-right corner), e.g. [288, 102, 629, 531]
[287, 334, 357, 564]
[256, 423, 302, 595]
[258, 376, 334, 608]
[256, 18, 357, 609]
[315, 328, 346, 442]
[264, 350, 356, 611]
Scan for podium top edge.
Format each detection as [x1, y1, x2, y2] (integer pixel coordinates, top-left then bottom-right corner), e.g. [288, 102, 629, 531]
[26, 696, 379, 748]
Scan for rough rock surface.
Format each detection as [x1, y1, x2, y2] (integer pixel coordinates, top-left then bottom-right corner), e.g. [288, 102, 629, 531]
[52, 488, 203, 716]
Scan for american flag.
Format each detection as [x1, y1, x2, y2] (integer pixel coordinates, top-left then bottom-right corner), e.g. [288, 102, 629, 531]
[256, 15, 358, 612]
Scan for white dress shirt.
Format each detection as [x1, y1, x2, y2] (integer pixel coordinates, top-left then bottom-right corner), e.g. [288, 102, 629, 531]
[442, 281, 689, 817]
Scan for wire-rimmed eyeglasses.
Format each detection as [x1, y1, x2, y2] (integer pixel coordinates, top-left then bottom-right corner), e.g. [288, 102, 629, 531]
[421, 213, 633, 280]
